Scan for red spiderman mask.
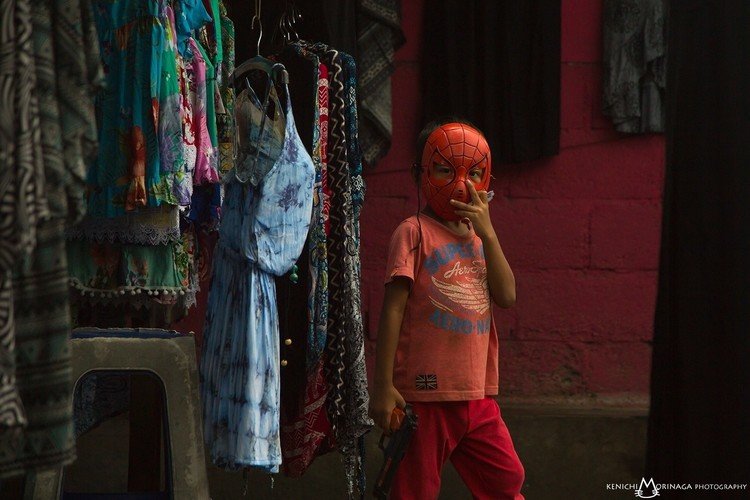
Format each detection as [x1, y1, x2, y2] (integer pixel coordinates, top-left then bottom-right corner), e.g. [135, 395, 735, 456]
[420, 123, 492, 221]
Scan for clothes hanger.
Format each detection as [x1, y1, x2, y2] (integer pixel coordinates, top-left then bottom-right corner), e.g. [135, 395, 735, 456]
[230, 0, 287, 90]
[273, 0, 301, 48]
[278, 8, 290, 44]
[231, 0, 291, 185]
[288, 2, 302, 43]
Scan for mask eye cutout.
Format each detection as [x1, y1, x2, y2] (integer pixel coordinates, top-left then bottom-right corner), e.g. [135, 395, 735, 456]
[468, 167, 486, 185]
[428, 162, 455, 186]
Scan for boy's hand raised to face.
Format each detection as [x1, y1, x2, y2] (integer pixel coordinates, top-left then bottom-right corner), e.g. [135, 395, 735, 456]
[450, 182, 496, 241]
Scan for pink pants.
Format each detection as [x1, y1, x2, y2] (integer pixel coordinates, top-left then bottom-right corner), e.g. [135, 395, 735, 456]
[390, 397, 525, 500]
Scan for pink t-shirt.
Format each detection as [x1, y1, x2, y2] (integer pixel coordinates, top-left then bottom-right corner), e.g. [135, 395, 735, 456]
[385, 215, 499, 402]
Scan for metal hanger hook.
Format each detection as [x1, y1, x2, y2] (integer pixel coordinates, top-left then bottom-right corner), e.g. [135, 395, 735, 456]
[252, 0, 263, 56]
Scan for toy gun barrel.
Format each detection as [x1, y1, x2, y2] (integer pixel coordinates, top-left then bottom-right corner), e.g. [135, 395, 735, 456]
[373, 404, 418, 498]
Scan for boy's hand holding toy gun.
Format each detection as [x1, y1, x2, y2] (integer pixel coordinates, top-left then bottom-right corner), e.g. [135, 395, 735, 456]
[373, 404, 418, 499]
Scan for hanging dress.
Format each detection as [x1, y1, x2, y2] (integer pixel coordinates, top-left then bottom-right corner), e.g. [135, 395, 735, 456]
[200, 74, 315, 472]
[67, 0, 210, 317]
[88, 0, 178, 216]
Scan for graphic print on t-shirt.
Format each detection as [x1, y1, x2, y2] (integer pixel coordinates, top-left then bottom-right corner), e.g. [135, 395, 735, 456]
[423, 241, 491, 335]
[431, 275, 490, 314]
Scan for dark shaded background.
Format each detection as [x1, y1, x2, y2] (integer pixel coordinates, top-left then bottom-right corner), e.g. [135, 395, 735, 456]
[647, 1, 750, 490]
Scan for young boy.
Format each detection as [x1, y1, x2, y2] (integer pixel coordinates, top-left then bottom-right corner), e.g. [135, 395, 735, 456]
[370, 120, 525, 499]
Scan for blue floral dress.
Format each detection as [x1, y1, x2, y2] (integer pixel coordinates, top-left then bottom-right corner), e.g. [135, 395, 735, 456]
[200, 76, 315, 472]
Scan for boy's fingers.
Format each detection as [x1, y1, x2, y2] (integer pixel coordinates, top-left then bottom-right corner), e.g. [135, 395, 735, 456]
[467, 182, 482, 203]
[449, 199, 469, 208]
[454, 210, 475, 218]
[450, 199, 478, 211]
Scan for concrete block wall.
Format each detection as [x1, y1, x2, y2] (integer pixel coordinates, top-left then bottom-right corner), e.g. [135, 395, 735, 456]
[360, 0, 664, 407]
[173, 0, 666, 408]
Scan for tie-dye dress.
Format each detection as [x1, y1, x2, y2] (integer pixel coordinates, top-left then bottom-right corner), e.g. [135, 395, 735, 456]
[200, 78, 315, 472]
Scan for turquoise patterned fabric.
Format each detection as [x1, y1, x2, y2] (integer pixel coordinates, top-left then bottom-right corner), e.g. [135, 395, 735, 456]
[175, 0, 211, 56]
[200, 79, 315, 472]
[89, 0, 178, 217]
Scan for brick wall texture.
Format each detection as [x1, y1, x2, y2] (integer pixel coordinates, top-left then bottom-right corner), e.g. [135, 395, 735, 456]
[360, 0, 664, 404]
[177, 0, 665, 406]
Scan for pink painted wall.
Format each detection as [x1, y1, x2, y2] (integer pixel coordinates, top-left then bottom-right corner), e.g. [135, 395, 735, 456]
[360, 0, 664, 404]
[178, 0, 664, 405]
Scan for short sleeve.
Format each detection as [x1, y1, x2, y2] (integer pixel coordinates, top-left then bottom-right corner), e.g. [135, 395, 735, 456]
[384, 220, 420, 284]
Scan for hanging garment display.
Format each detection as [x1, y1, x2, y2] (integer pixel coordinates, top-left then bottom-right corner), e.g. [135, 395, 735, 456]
[602, 0, 667, 133]
[200, 71, 315, 473]
[0, 0, 102, 479]
[49, 1, 370, 490]
[315, 46, 371, 496]
[279, 50, 334, 478]
[68, 0, 229, 321]
[271, 38, 372, 496]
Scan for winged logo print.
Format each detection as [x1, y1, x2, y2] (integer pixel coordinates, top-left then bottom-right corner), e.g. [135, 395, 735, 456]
[431, 275, 490, 315]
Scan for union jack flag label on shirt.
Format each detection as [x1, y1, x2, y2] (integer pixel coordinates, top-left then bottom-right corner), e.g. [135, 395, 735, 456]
[416, 374, 438, 390]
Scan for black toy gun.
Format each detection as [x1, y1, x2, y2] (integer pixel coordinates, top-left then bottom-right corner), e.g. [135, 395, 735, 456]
[373, 404, 418, 499]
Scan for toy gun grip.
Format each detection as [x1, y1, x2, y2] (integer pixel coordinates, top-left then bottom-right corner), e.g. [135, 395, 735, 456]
[373, 405, 418, 499]
[390, 407, 406, 430]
